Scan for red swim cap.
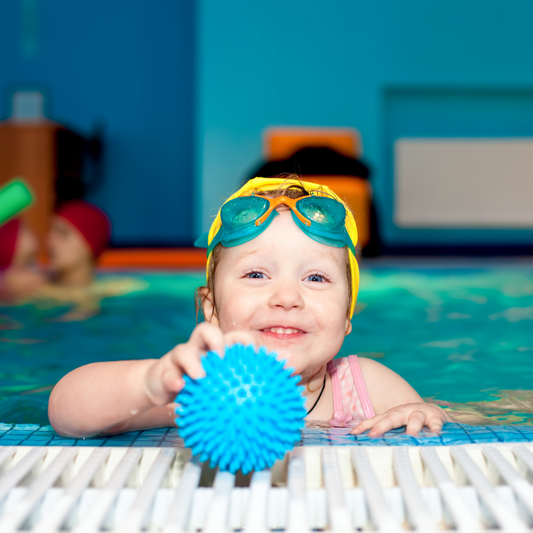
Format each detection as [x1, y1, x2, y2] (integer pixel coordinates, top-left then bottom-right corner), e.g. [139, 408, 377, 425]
[55, 200, 111, 257]
[0, 219, 20, 270]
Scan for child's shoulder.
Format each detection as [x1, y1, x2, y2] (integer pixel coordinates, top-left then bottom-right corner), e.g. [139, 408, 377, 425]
[328, 355, 353, 372]
[328, 355, 364, 379]
[329, 354, 376, 366]
[329, 355, 388, 377]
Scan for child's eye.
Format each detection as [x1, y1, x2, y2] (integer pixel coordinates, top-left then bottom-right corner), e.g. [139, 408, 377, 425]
[245, 271, 265, 279]
[306, 273, 327, 283]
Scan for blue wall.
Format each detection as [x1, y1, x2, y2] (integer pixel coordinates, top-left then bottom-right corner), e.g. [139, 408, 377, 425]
[1, 0, 195, 246]
[198, 0, 533, 246]
[4, 1, 533, 247]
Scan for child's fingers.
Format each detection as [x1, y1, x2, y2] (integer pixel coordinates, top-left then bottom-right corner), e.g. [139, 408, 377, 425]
[367, 414, 402, 437]
[146, 365, 185, 407]
[167, 325, 258, 386]
[427, 418, 444, 434]
[188, 322, 225, 356]
[426, 411, 446, 433]
[351, 404, 447, 437]
[350, 416, 382, 434]
[404, 410, 426, 436]
[168, 344, 205, 380]
[162, 368, 185, 395]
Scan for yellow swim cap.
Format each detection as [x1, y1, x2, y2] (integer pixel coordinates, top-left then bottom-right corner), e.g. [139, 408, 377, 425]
[203, 177, 359, 318]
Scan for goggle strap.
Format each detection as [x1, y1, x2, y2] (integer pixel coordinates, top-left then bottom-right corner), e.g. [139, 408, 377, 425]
[255, 196, 311, 227]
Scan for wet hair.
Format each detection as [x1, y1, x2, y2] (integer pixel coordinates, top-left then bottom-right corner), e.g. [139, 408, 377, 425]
[195, 174, 353, 321]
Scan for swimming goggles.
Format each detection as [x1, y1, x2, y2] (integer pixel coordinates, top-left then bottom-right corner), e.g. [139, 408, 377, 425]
[195, 193, 356, 257]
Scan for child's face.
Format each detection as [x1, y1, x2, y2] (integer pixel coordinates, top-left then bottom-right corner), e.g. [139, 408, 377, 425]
[204, 209, 352, 379]
[47, 216, 93, 273]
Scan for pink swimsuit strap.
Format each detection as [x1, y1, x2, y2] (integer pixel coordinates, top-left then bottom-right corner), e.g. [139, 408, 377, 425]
[327, 355, 375, 427]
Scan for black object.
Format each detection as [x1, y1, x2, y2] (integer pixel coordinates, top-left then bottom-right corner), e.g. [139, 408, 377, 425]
[54, 125, 104, 206]
[247, 146, 382, 256]
[54, 128, 85, 203]
[306, 373, 327, 416]
[249, 146, 370, 180]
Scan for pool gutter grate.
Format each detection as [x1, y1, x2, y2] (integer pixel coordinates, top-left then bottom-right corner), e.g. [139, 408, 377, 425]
[0, 444, 532, 531]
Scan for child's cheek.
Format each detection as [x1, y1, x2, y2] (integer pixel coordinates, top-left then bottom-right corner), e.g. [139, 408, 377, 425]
[217, 295, 250, 332]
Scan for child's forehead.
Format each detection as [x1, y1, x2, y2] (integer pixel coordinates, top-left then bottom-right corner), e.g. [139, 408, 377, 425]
[232, 243, 342, 264]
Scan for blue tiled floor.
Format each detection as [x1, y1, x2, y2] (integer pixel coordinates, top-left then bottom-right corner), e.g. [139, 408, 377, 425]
[0, 423, 532, 447]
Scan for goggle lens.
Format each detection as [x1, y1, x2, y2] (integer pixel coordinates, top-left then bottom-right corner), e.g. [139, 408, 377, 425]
[298, 197, 345, 229]
[221, 196, 267, 230]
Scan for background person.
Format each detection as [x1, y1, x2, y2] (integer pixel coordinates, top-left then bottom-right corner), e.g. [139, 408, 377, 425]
[0, 219, 45, 302]
[47, 200, 111, 287]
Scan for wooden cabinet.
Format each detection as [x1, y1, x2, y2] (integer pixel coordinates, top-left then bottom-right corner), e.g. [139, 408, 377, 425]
[0, 121, 84, 255]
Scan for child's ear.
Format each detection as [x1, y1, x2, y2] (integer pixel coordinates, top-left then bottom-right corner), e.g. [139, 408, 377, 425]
[345, 319, 352, 336]
[199, 288, 219, 326]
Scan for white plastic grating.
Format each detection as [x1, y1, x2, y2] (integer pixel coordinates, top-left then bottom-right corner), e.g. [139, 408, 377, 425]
[0, 444, 532, 532]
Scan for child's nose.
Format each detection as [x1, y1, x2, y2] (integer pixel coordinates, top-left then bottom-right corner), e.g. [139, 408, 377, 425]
[267, 281, 305, 311]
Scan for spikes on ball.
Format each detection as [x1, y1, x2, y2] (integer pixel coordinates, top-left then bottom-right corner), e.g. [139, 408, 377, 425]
[175, 344, 306, 474]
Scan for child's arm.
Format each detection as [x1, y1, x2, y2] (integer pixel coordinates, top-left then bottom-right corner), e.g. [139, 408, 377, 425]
[48, 323, 256, 438]
[351, 358, 453, 436]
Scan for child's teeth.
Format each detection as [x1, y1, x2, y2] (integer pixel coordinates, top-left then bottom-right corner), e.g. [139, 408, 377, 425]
[270, 327, 298, 334]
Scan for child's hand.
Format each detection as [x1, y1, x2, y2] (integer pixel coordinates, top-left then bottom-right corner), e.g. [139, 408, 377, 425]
[350, 402, 449, 437]
[143, 323, 256, 407]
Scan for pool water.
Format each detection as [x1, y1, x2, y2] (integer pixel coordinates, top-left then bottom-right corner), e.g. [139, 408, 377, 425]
[1, 264, 532, 426]
[348, 264, 533, 425]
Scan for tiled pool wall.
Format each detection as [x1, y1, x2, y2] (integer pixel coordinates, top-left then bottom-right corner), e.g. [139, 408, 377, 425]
[1, 423, 533, 448]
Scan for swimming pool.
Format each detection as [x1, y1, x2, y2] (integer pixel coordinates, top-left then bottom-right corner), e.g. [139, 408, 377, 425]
[1, 261, 532, 426]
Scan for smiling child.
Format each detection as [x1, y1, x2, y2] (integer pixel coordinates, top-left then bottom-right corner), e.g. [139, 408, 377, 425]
[49, 176, 452, 437]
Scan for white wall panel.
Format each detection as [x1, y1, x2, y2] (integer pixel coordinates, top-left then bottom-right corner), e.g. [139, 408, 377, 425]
[395, 139, 533, 228]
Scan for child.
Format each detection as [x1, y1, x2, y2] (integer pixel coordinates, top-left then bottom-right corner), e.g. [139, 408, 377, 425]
[38, 200, 146, 320]
[0, 219, 45, 302]
[49, 176, 452, 438]
[47, 200, 111, 287]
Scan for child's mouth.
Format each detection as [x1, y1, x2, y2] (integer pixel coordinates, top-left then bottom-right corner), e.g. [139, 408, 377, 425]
[259, 327, 305, 339]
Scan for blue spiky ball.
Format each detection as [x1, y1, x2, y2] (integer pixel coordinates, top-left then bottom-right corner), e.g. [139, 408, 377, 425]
[175, 344, 306, 474]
